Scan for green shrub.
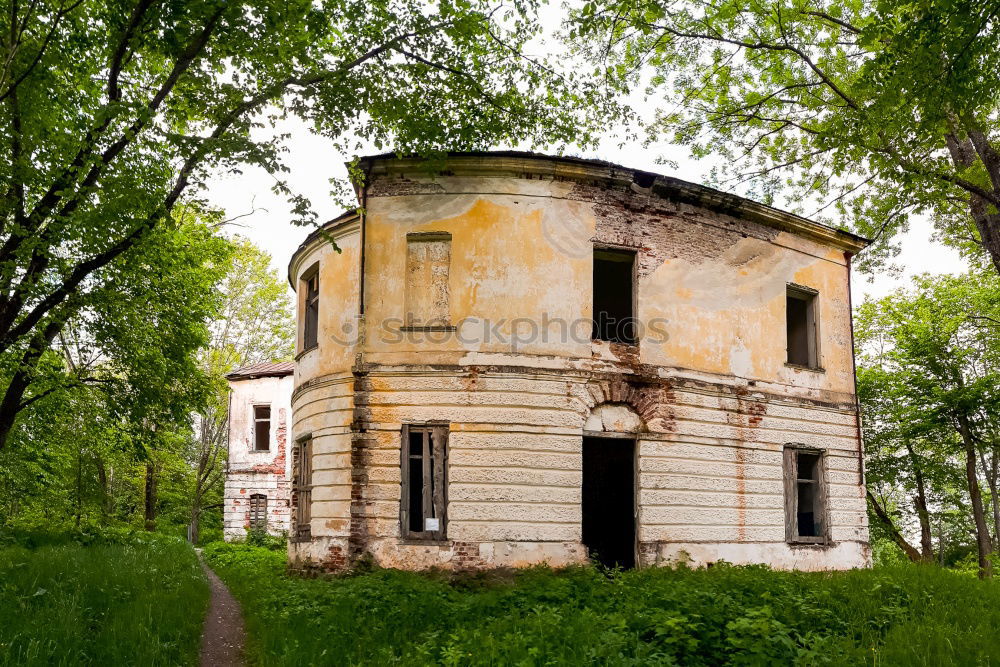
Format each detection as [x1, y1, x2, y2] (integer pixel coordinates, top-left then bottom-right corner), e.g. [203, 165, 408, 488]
[0, 535, 209, 666]
[0, 522, 145, 549]
[205, 543, 1000, 666]
[244, 527, 287, 551]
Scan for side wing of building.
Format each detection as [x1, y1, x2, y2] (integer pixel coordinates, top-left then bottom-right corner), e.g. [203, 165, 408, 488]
[223, 364, 294, 540]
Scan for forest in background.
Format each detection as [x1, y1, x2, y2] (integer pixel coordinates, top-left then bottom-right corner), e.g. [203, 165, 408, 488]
[0, 222, 294, 545]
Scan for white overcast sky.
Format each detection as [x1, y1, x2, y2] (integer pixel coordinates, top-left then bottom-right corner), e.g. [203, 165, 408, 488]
[204, 115, 967, 306]
[202, 6, 968, 305]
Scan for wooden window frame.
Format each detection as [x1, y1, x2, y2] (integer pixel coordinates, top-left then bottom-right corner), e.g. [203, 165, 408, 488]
[785, 283, 820, 370]
[253, 404, 271, 451]
[302, 264, 320, 352]
[249, 493, 267, 531]
[293, 436, 312, 541]
[783, 445, 829, 545]
[399, 423, 448, 541]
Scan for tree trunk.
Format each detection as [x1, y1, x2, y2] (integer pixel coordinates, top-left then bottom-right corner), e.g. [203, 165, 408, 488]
[74, 446, 83, 529]
[190, 508, 200, 544]
[144, 460, 157, 532]
[904, 440, 935, 561]
[0, 319, 64, 450]
[982, 449, 1000, 544]
[95, 455, 112, 520]
[959, 418, 993, 578]
[945, 127, 1000, 275]
[190, 486, 202, 544]
[866, 489, 922, 562]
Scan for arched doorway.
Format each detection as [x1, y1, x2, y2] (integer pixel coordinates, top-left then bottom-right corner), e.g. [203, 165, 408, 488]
[582, 403, 642, 569]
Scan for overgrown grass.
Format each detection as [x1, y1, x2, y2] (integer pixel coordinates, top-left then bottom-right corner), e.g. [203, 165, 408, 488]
[0, 536, 209, 666]
[205, 542, 1000, 666]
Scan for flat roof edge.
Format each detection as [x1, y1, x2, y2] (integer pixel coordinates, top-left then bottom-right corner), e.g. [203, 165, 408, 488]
[355, 151, 870, 253]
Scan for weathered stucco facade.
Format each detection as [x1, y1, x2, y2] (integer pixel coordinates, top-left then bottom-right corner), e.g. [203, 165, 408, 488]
[224, 363, 294, 540]
[286, 152, 871, 571]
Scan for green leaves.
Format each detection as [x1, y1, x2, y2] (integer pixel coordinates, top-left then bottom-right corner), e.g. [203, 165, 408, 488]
[570, 0, 1000, 275]
[207, 543, 1000, 665]
[0, 0, 616, 448]
[857, 270, 1000, 564]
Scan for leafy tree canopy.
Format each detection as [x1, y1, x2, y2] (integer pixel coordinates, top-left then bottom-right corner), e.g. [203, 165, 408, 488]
[0, 0, 612, 448]
[856, 270, 1000, 575]
[570, 0, 1000, 273]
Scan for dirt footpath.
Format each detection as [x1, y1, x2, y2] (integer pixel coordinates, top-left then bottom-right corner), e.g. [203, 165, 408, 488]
[197, 552, 246, 667]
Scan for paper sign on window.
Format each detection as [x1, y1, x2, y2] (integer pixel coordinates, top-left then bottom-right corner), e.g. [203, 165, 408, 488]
[424, 518, 439, 531]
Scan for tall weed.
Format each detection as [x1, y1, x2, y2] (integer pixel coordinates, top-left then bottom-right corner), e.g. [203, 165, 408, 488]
[0, 536, 209, 666]
[205, 543, 1000, 666]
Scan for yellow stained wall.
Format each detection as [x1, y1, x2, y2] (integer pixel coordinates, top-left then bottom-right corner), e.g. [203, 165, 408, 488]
[291, 222, 361, 543]
[361, 179, 855, 398]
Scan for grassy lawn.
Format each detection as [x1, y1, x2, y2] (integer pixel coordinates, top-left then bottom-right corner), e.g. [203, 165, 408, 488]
[206, 542, 1000, 666]
[0, 536, 209, 666]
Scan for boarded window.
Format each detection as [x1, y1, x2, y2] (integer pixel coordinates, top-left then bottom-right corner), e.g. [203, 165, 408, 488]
[249, 493, 267, 531]
[405, 233, 451, 327]
[253, 405, 271, 451]
[786, 285, 818, 367]
[784, 447, 828, 543]
[303, 268, 319, 350]
[593, 248, 636, 344]
[400, 424, 448, 540]
[293, 438, 312, 540]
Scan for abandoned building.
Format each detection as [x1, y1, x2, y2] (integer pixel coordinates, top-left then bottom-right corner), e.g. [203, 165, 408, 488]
[284, 151, 871, 571]
[223, 362, 294, 540]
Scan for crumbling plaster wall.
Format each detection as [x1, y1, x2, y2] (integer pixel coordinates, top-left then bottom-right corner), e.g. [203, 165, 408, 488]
[287, 157, 869, 570]
[224, 373, 294, 540]
[288, 219, 361, 567]
[360, 174, 855, 399]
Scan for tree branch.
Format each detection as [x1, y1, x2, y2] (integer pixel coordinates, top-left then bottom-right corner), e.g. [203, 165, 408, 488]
[648, 16, 861, 110]
[107, 0, 158, 102]
[866, 488, 923, 562]
[0, 0, 83, 104]
[800, 10, 861, 34]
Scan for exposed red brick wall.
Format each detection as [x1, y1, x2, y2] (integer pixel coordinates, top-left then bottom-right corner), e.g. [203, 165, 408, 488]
[251, 407, 288, 474]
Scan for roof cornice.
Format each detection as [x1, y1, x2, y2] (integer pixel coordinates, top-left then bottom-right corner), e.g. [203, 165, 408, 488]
[287, 212, 361, 288]
[356, 151, 870, 254]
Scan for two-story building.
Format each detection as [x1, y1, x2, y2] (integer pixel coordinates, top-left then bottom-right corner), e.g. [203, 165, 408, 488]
[285, 151, 871, 571]
[223, 361, 294, 540]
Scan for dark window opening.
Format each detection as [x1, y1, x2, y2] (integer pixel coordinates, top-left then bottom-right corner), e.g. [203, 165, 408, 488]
[253, 405, 271, 451]
[784, 447, 827, 543]
[293, 439, 311, 540]
[400, 424, 448, 539]
[582, 436, 636, 569]
[786, 286, 817, 367]
[593, 248, 636, 344]
[303, 270, 319, 350]
[249, 493, 267, 531]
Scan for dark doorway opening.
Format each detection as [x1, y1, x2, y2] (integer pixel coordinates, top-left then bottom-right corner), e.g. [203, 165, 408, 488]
[582, 436, 636, 569]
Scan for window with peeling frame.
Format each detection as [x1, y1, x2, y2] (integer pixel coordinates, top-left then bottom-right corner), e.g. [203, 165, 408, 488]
[293, 438, 312, 540]
[302, 267, 319, 350]
[786, 285, 819, 368]
[783, 446, 828, 544]
[400, 424, 448, 540]
[249, 493, 267, 531]
[253, 405, 271, 451]
[592, 247, 637, 345]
